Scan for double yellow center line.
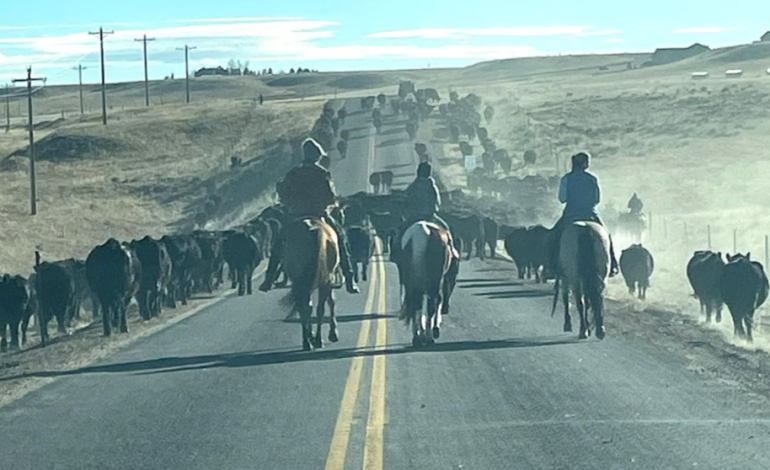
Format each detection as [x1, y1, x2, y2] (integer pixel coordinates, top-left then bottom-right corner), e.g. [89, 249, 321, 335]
[325, 242, 388, 470]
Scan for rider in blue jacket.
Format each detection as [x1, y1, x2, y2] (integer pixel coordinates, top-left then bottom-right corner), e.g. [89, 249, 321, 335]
[545, 152, 619, 278]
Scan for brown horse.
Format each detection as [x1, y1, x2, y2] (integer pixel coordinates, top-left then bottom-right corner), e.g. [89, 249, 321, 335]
[551, 221, 611, 340]
[281, 218, 340, 350]
[398, 221, 457, 347]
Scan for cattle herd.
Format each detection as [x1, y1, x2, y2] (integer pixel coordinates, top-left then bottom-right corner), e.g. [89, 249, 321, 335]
[0, 211, 280, 352]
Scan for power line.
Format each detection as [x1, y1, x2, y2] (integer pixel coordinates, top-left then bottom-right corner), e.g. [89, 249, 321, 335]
[88, 27, 115, 125]
[12, 67, 46, 216]
[176, 45, 196, 103]
[134, 35, 156, 107]
[73, 65, 88, 115]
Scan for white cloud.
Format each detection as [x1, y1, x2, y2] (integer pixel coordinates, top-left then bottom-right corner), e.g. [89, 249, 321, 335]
[673, 27, 743, 34]
[171, 17, 304, 24]
[603, 38, 625, 43]
[286, 44, 539, 61]
[367, 26, 591, 39]
[575, 29, 622, 37]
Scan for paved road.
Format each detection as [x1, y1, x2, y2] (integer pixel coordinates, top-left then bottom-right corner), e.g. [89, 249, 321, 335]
[3, 98, 770, 470]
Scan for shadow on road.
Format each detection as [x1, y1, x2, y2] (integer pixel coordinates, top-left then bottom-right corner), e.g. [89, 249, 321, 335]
[472, 289, 553, 300]
[1, 336, 579, 381]
[458, 281, 527, 289]
[378, 138, 409, 148]
[281, 313, 397, 324]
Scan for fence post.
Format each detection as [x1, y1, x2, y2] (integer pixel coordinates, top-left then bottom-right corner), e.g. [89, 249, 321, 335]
[707, 224, 711, 250]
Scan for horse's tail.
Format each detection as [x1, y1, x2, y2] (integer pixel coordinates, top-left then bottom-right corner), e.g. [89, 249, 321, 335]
[578, 226, 601, 303]
[399, 223, 430, 326]
[550, 275, 561, 318]
[280, 226, 320, 315]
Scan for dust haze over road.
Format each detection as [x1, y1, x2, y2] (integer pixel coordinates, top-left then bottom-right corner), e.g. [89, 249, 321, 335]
[2, 96, 770, 470]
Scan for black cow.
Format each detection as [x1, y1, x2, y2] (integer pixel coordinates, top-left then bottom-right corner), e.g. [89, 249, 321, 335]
[482, 217, 499, 258]
[369, 212, 404, 254]
[222, 230, 262, 296]
[86, 239, 142, 336]
[160, 234, 202, 307]
[619, 244, 655, 300]
[0, 274, 30, 352]
[720, 253, 769, 342]
[35, 259, 79, 343]
[442, 213, 485, 260]
[686, 250, 725, 323]
[130, 236, 172, 320]
[504, 227, 530, 279]
[348, 227, 373, 283]
[527, 225, 549, 283]
[192, 231, 224, 294]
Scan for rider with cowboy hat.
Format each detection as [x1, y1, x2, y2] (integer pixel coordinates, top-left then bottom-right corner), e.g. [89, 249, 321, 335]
[628, 192, 643, 216]
[544, 151, 619, 279]
[259, 138, 360, 294]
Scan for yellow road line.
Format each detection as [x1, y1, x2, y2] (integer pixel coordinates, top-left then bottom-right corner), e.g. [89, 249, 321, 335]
[363, 246, 388, 470]
[324, 254, 378, 470]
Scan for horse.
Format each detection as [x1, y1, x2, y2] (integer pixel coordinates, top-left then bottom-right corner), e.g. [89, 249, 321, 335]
[616, 211, 646, 243]
[398, 221, 457, 347]
[550, 221, 611, 340]
[280, 218, 341, 351]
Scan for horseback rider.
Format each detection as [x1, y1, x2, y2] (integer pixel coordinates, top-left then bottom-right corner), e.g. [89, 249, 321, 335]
[544, 152, 619, 279]
[401, 162, 459, 259]
[258, 138, 360, 294]
[628, 192, 643, 216]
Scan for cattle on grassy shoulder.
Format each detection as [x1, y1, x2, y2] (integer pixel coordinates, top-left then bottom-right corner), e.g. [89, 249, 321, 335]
[720, 253, 769, 342]
[160, 234, 202, 307]
[619, 244, 655, 300]
[686, 250, 725, 323]
[34, 259, 82, 343]
[130, 236, 172, 320]
[85, 239, 142, 336]
[0, 274, 30, 352]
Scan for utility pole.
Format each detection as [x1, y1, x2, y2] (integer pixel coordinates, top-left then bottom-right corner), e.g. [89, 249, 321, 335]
[176, 45, 196, 103]
[73, 64, 87, 115]
[12, 67, 46, 215]
[4, 84, 10, 133]
[88, 27, 114, 125]
[134, 35, 155, 107]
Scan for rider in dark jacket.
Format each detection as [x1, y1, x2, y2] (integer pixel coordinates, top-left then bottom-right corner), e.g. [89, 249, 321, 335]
[628, 192, 643, 216]
[402, 162, 458, 258]
[258, 138, 360, 294]
[544, 152, 619, 278]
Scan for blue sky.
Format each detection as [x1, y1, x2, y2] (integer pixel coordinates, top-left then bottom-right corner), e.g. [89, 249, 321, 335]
[1, 0, 768, 85]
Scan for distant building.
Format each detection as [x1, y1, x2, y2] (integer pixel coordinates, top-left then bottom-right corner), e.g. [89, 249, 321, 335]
[761, 31, 770, 42]
[651, 43, 710, 65]
[194, 66, 228, 78]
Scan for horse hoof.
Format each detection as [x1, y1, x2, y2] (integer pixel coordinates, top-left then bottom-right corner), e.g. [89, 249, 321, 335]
[432, 327, 440, 339]
[578, 331, 588, 340]
[313, 337, 324, 349]
[329, 330, 339, 343]
[412, 336, 422, 348]
[424, 335, 435, 346]
[302, 340, 312, 351]
[596, 327, 606, 340]
[563, 323, 572, 333]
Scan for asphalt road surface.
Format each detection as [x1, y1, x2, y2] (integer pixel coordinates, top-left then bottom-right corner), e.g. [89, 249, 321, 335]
[3, 98, 770, 470]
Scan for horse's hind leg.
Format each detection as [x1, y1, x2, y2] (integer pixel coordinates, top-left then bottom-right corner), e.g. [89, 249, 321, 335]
[313, 292, 325, 349]
[427, 296, 440, 342]
[562, 289, 572, 332]
[591, 293, 605, 340]
[575, 289, 589, 339]
[327, 288, 339, 343]
[300, 301, 313, 351]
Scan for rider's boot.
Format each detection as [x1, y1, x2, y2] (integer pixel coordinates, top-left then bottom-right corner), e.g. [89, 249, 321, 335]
[345, 275, 360, 294]
[609, 238, 619, 278]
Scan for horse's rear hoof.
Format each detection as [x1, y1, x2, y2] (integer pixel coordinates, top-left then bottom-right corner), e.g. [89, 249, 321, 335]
[563, 323, 572, 333]
[424, 335, 435, 346]
[412, 336, 422, 348]
[328, 330, 339, 343]
[578, 331, 588, 340]
[432, 327, 440, 339]
[596, 327, 606, 340]
[302, 340, 312, 351]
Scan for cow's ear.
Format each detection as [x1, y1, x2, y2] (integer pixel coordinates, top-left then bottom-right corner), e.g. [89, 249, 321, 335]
[726, 253, 732, 262]
[747, 252, 752, 261]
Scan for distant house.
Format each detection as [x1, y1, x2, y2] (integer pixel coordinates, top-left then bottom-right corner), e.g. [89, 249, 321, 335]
[651, 43, 710, 65]
[194, 66, 228, 78]
[761, 31, 770, 42]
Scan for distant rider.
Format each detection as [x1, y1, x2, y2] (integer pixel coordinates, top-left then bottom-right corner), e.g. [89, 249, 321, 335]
[628, 192, 643, 216]
[258, 138, 360, 294]
[544, 152, 619, 279]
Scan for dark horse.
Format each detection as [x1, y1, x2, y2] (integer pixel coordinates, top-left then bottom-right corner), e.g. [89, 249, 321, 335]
[281, 218, 340, 351]
[398, 221, 458, 347]
[551, 221, 611, 340]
